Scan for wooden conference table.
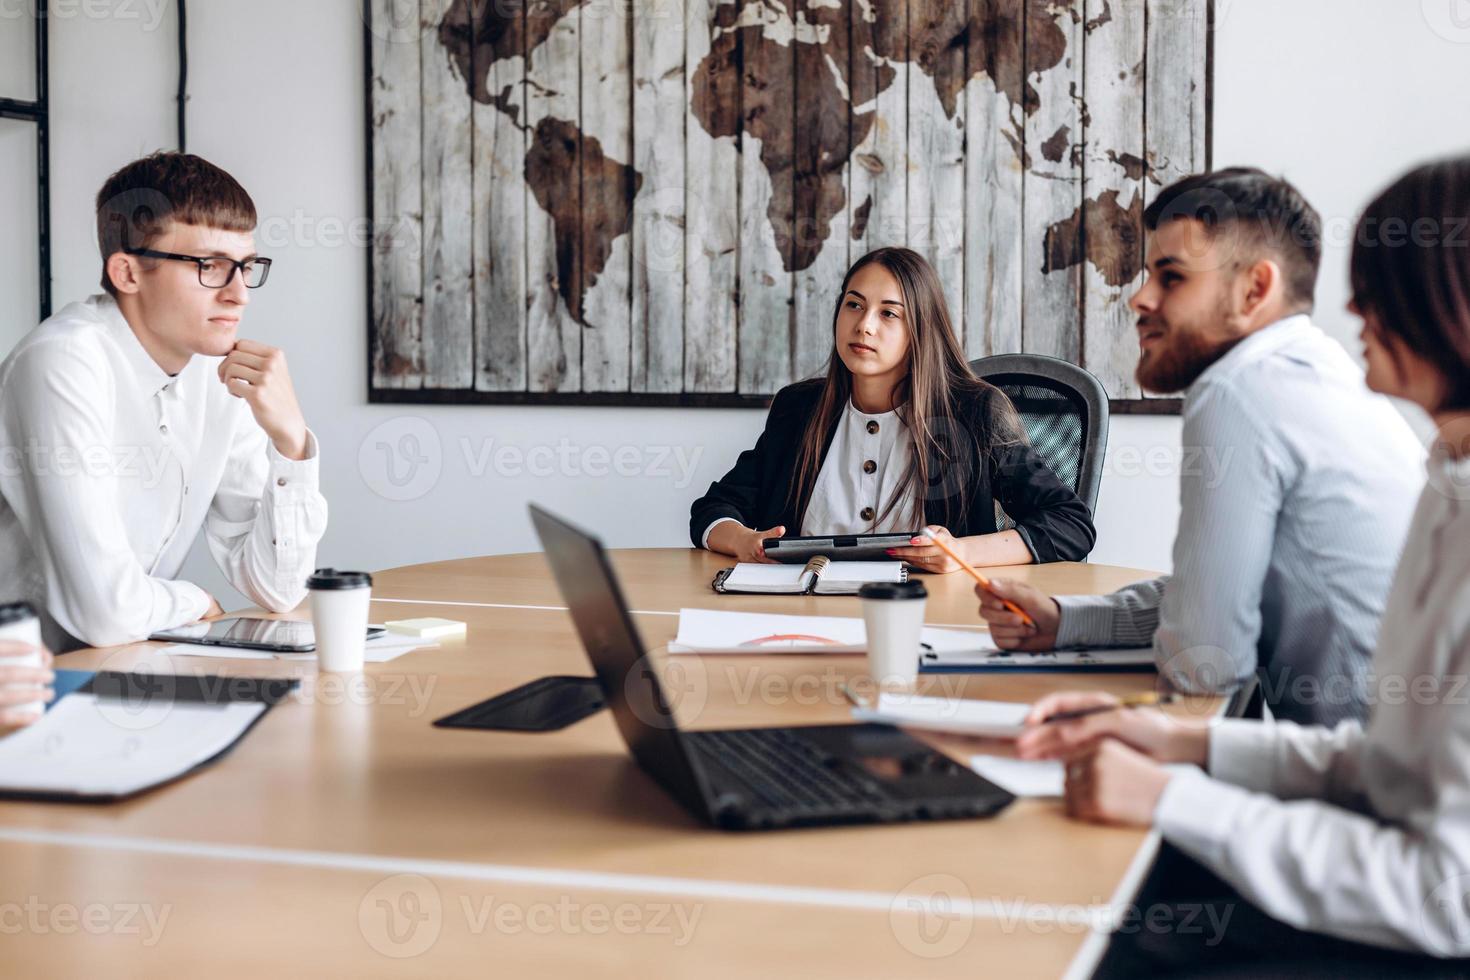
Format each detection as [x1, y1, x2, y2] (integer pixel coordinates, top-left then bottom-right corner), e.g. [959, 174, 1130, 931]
[0, 550, 1197, 979]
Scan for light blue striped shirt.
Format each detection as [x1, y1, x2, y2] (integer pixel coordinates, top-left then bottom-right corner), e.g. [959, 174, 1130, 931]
[1056, 315, 1424, 725]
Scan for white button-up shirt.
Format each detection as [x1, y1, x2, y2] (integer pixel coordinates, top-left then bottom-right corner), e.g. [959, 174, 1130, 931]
[798, 399, 920, 535]
[1156, 441, 1470, 955]
[0, 295, 328, 650]
[700, 397, 922, 546]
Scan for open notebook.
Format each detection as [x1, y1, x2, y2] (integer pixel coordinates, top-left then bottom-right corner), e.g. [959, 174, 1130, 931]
[711, 557, 906, 595]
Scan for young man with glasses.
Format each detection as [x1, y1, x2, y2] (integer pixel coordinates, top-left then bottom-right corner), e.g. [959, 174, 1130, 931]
[0, 152, 328, 651]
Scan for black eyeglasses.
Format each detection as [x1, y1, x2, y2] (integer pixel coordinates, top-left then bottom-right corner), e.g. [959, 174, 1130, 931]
[125, 248, 273, 289]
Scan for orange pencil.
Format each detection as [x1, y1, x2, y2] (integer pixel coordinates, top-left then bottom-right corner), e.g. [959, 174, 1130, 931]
[915, 531, 1037, 629]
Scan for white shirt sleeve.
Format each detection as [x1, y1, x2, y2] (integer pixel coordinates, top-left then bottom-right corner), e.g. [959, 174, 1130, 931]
[701, 517, 741, 550]
[1154, 709, 1468, 955]
[0, 341, 211, 646]
[1205, 716, 1368, 802]
[205, 414, 328, 613]
[1154, 766, 1470, 954]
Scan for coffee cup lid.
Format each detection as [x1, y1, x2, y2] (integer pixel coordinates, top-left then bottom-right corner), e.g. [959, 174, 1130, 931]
[858, 581, 928, 600]
[0, 601, 37, 625]
[306, 569, 372, 590]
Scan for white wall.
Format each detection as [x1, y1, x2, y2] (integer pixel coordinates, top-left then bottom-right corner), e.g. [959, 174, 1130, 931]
[25, 0, 1470, 605]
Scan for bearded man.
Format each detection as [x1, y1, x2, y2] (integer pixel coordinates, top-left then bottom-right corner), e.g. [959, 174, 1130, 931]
[974, 168, 1423, 725]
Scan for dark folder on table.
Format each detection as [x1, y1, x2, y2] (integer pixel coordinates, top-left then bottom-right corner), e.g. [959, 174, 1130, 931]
[0, 670, 296, 803]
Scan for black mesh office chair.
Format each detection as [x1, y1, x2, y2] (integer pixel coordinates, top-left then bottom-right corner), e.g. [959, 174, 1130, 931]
[968, 353, 1110, 516]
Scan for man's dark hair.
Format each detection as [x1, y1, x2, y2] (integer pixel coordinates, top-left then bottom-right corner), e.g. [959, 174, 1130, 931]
[95, 152, 257, 297]
[1143, 167, 1322, 312]
[1351, 156, 1470, 412]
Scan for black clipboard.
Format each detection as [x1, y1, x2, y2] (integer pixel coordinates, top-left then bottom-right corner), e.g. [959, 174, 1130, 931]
[0, 671, 298, 804]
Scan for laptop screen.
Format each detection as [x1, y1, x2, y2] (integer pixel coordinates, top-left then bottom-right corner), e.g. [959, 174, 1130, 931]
[529, 505, 712, 817]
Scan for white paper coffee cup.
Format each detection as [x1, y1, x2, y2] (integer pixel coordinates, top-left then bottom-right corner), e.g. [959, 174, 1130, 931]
[859, 581, 928, 692]
[307, 570, 373, 672]
[0, 602, 45, 717]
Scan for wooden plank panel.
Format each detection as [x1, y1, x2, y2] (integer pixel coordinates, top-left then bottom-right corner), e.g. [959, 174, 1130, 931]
[1021, 0, 1083, 363]
[523, 1, 581, 392]
[738, 19, 796, 395]
[370, 0, 1205, 410]
[1145, 0, 1209, 196]
[907, 2, 967, 337]
[470, 3, 528, 392]
[847, 0, 887, 265]
[963, 0, 1024, 359]
[369, 0, 423, 389]
[421, 0, 474, 389]
[630, 0, 686, 393]
[579, 1, 634, 392]
[792, 4, 853, 382]
[684, 0, 739, 393]
[1081, 0, 1146, 399]
[1144, 0, 1208, 402]
[857, 0, 908, 255]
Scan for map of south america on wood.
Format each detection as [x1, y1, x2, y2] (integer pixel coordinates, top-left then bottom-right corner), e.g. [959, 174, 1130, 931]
[367, 0, 1209, 408]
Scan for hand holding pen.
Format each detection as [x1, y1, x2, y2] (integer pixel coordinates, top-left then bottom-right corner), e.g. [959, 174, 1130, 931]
[1015, 690, 1209, 767]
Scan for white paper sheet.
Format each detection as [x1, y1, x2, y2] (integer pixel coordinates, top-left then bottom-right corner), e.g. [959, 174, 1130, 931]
[669, 608, 992, 656]
[851, 693, 1031, 738]
[0, 694, 266, 797]
[969, 755, 1065, 797]
[720, 564, 813, 593]
[968, 758, 1205, 799]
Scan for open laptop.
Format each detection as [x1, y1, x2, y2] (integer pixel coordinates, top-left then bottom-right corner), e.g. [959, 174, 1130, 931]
[529, 505, 1015, 831]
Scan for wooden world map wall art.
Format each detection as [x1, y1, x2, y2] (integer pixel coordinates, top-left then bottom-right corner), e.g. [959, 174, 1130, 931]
[367, 0, 1211, 410]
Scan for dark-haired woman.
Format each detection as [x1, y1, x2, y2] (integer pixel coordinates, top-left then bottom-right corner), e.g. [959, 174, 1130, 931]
[689, 247, 1095, 572]
[1019, 157, 1470, 974]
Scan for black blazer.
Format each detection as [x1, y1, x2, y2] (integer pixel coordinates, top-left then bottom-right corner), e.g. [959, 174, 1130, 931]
[688, 380, 1096, 563]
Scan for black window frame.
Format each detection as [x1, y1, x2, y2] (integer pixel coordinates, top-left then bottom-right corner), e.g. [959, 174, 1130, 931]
[0, 7, 51, 322]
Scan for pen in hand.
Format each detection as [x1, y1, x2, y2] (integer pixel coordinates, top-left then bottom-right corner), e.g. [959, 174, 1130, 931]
[1041, 691, 1179, 724]
[915, 530, 1037, 629]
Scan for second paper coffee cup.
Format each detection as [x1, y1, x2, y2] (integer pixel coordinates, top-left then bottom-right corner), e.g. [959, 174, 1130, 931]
[858, 580, 927, 692]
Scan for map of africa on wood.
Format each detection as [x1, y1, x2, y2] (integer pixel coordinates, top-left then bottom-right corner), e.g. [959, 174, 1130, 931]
[367, 0, 1210, 409]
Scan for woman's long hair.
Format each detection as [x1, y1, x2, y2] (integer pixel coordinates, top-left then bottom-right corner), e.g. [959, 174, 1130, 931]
[785, 247, 1026, 530]
[1350, 157, 1470, 412]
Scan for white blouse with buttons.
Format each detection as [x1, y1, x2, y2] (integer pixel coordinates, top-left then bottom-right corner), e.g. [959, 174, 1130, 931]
[798, 398, 921, 535]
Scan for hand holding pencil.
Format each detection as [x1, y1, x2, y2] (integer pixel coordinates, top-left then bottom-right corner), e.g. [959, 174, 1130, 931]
[912, 530, 1039, 628]
[949, 560, 1065, 652]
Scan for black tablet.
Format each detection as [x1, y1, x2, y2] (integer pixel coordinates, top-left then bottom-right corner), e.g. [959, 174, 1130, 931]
[760, 532, 920, 564]
[149, 617, 385, 653]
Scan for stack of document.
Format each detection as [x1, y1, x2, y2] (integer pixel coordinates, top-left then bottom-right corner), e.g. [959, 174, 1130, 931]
[921, 647, 1156, 671]
[668, 608, 992, 656]
[157, 633, 436, 664]
[713, 560, 905, 595]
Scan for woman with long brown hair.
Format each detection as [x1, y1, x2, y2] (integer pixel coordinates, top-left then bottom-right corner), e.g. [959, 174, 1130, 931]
[689, 247, 1095, 571]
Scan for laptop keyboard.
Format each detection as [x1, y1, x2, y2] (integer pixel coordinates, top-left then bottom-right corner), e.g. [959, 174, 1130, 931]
[687, 728, 891, 811]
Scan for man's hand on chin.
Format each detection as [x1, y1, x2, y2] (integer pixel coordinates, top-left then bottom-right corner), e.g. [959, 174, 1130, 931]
[218, 340, 310, 460]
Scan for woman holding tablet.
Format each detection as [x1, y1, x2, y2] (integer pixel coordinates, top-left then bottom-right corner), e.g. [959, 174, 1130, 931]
[689, 247, 1095, 572]
[1018, 158, 1470, 973]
